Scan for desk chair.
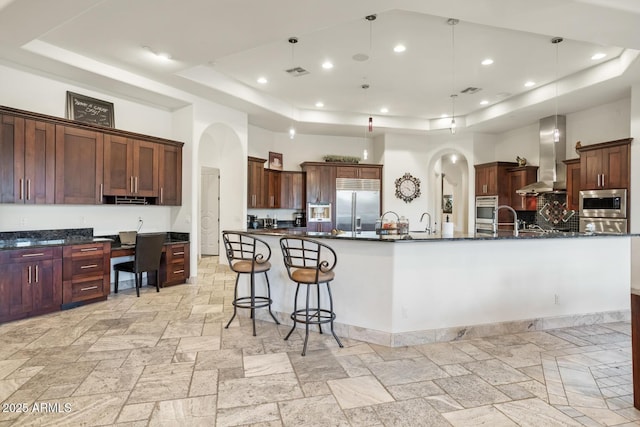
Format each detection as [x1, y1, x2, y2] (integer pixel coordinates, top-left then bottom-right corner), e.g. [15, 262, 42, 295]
[279, 237, 343, 356]
[114, 233, 165, 297]
[222, 231, 279, 336]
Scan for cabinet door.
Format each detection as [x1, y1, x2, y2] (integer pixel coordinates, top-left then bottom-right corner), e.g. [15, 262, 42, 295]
[336, 166, 358, 179]
[564, 160, 580, 210]
[603, 145, 629, 189]
[280, 172, 305, 210]
[32, 259, 62, 312]
[580, 150, 603, 190]
[358, 166, 381, 180]
[265, 170, 280, 208]
[486, 167, 498, 195]
[247, 158, 265, 208]
[103, 134, 132, 196]
[158, 145, 182, 205]
[0, 263, 31, 319]
[0, 114, 23, 203]
[24, 119, 55, 204]
[55, 125, 104, 204]
[132, 139, 159, 197]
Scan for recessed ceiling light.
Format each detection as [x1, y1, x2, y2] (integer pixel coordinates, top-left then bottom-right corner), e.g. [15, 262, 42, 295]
[591, 52, 606, 60]
[322, 61, 334, 69]
[380, 107, 389, 113]
[143, 45, 172, 61]
[480, 100, 489, 105]
[393, 44, 406, 53]
[315, 101, 324, 108]
[524, 81, 535, 87]
[257, 77, 268, 84]
[481, 58, 494, 66]
[441, 113, 448, 118]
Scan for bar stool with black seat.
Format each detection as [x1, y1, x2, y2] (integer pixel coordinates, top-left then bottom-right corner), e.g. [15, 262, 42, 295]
[114, 232, 165, 297]
[279, 237, 343, 356]
[222, 231, 279, 336]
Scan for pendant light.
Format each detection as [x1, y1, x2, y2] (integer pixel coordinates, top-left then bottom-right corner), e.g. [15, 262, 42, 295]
[551, 37, 563, 143]
[447, 18, 459, 134]
[365, 14, 376, 132]
[288, 37, 298, 139]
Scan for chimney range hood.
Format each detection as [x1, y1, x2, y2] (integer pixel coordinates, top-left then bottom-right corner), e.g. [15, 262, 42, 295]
[516, 115, 566, 195]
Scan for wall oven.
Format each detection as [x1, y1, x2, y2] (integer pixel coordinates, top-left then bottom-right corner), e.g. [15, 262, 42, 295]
[579, 188, 627, 234]
[475, 195, 498, 234]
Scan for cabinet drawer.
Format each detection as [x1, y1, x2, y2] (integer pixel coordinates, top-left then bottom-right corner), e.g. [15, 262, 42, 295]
[67, 243, 106, 257]
[68, 256, 104, 277]
[68, 276, 106, 302]
[167, 245, 186, 261]
[9, 247, 57, 261]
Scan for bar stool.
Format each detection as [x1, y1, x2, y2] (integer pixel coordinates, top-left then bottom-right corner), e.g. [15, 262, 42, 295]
[222, 231, 280, 336]
[279, 237, 343, 356]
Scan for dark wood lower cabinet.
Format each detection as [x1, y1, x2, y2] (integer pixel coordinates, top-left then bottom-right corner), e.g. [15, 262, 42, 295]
[632, 293, 640, 409]
[0, 247, 62, 323]
[62, 242, 111, 306]
[161, 243, 190, 286]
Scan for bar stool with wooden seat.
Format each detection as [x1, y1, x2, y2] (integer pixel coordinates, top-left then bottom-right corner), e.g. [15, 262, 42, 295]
[222, 231, 279, 336]
[279, 237, 343, 356]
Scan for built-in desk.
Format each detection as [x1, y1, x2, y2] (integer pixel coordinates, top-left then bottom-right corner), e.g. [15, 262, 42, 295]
[110, 238, 190, 287]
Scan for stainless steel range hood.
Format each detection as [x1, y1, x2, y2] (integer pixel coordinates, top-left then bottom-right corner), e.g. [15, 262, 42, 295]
[516, 115, 566, 195]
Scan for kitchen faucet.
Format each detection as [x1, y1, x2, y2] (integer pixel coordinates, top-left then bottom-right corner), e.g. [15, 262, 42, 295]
[420, 212, 432, 233]
[493, 205, 519, 236]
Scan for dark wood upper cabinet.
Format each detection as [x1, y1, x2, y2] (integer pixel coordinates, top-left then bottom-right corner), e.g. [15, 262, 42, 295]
[158, 144, 182, 205]
[103, 135, 159, 197]
[563, 158, 580, 211]
[280, 171, 305, 210]
[577, 138, 631, 190]
[247, 157, 266, 208]
[336, 165, 382, 180]
[475, 162, 517, 198]
[0, 115, 55, 204]
[507, 166, 538, 211]
[264, 169, 281, 208]
[55, 125, 104, 204]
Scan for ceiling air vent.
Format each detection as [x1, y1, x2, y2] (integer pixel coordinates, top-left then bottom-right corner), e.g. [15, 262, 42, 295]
[285, 67, 309, 77]
[460, 87, 481, 94]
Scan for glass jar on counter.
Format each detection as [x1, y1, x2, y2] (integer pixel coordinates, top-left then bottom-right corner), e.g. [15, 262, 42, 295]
[398, 216, 409, 235]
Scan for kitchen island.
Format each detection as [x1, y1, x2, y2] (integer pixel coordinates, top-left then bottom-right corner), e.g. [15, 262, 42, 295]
[237, 229, 633, 346]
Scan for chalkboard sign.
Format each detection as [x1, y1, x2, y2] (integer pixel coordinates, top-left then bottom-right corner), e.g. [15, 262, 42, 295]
[66, 91, 115, 128]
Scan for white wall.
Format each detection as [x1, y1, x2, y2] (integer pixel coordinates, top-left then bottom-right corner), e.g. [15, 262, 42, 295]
[494, 123, 539, 164]
[248, 125, 374, 171]
[0, 64, 180, 235]
[566, 97, 631, 150]
[630, 85, 640, 233]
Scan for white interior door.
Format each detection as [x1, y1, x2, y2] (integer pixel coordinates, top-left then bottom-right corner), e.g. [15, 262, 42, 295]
[201, 167, 220, 256]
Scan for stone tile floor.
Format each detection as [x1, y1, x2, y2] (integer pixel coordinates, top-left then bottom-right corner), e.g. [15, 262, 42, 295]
[0, 256, 638, 426]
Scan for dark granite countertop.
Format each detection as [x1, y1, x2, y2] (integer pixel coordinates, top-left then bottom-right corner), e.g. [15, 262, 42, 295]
[0, 228, 189, 251]
[243, 229, 633, 242]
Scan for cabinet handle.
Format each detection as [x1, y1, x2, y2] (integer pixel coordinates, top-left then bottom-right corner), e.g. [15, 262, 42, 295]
[173, 251, 184, 255]
[80, 247, 99, 252]
[99, 183, 103, 202]
[174, 269, 185, 274]
[135, 176, 139, 193]
[80, 264, 98, 269]
[160, 187, 164, 204]
[35, 265, 38, 283]
[27, 179, 31, 201]
[22, 253, 45, 257]
[602, 174, 605, 187]
[130, 176, 134, 193]
[19, 178, 24, 200]
[80, 286, 98, 291]
[28, 265, 32, 284]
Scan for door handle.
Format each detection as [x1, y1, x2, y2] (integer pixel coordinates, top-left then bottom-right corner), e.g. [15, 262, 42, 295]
[160, 187, 164, 204]
[19, 178, 24, 200]
[35, 265, 38, 283]
[135, 176, 139, 193]
[602, 174, 605, 188]
[27, 179, 31, 201]
[99, 183, 103, 202]
[130, 176, 134, 193]
[28, 265, 32, 284]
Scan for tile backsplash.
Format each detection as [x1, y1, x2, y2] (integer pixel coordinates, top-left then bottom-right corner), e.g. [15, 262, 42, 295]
[536, 193, 579, 231]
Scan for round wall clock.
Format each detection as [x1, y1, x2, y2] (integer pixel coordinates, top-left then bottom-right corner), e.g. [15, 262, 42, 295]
[395, 173, 421, 203]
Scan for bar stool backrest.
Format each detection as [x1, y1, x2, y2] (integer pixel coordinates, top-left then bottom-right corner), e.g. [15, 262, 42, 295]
[279, 237, 337, 282]
[222, 231, 271, 271]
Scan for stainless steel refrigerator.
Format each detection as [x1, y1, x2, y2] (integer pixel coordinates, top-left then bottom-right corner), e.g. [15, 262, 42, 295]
[335, 178, 381, 232]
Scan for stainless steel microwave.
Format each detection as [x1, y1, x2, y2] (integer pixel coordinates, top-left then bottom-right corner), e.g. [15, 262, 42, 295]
[475, 195, 498, 233]
[579, 189, 626, 219]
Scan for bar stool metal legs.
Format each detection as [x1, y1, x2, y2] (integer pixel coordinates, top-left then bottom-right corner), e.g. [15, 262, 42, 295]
[222, 231, 280, 336]
[280, 236, 343, 356]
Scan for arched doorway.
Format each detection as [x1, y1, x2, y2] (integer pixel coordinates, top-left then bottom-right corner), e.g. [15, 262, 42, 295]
[428, 149, 472, 234]
[195, 123, 244, 261]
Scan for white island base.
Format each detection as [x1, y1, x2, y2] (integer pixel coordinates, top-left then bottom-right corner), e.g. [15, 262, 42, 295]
[237, 232, 631, 347]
